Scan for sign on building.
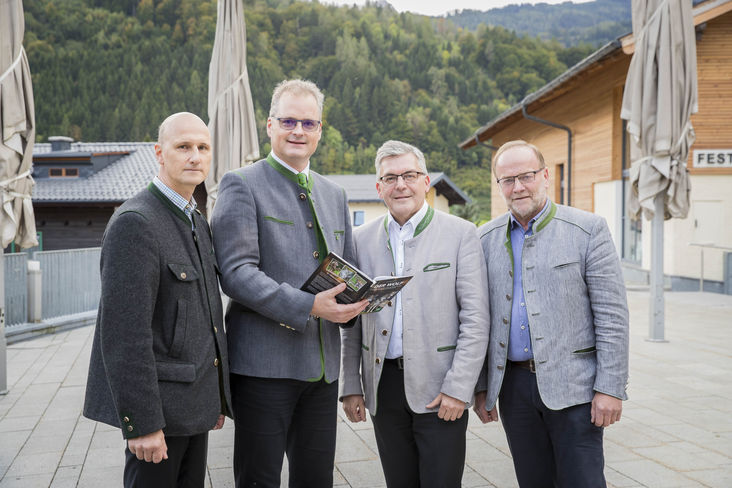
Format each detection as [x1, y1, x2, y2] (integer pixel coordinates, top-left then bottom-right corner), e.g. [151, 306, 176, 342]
[693, 150, 732, 168]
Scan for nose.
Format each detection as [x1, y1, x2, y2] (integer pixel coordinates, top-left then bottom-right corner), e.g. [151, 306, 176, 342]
[394, 175, 408, 189]
[189, 147, 202, 163]
[291, 121, 305, 135]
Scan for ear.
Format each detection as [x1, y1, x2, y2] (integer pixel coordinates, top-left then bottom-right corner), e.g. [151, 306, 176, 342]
[423, 173, 431, 191]
[266, 118, 273, 138]
[376, 180, 384, 200]
[154, 143, 164, 166]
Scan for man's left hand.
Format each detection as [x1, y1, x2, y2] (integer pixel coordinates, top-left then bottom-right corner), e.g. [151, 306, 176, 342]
[591, 392, 622, 427]
[426, 393, 465, 421]
[213, 414, 225, 430]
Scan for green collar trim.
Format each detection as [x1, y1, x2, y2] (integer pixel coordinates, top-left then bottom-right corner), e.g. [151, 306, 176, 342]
[534, 200, 557, 233]
[382, 205, 434, 238]
[266, 153, 312, 192]
[148, 183, 191, 226]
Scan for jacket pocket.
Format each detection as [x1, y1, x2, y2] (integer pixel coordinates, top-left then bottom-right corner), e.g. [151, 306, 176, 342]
[168, 263, 199, 282]
[170, 299, 187, 358]
[264, 216, 294, 225]
[423, 262, 451, 272]
[437, 345, 457, 352]
[572, 346, 597, 354]
[156, 360, 196, 383]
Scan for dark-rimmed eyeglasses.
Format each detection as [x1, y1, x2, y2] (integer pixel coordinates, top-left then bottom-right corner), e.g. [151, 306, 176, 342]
[379, 171, 425, 186]
[496, 168, 545, 189]
[274, 117, 321, 132]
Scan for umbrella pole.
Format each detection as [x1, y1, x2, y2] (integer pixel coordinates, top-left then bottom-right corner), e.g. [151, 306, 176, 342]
[648, 194, 667, 342]
[1, 250, 7, 394]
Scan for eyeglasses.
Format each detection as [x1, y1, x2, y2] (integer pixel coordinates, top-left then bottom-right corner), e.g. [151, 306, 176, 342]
[274, 117, 321, 132]
[379, 171, 425, 186]
[496, 168, 545, 189]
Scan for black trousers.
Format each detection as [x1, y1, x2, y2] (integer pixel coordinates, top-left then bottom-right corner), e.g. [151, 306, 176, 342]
[499, 363, 606, 488]
[123, 432, 208, 488]
[371, 360, 468, 488]
[230, 373, 338, 488]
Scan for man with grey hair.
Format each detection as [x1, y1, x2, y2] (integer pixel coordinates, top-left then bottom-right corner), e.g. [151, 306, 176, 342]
[84, 112, 231, 487]
[212, 79, 367, 487]
[340, 140, 490, 487]
[474, 140, 629, 487]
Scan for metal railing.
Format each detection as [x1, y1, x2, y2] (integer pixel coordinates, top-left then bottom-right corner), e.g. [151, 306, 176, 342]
[34, 247, 101, 320]
[688, 242, 732, 292]
[3, 253, 28, 327]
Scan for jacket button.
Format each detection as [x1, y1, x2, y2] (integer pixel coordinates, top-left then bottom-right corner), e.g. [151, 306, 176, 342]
[381, 329, 388, 336]
[503, 317, 509, 324]
[299, 193, 307, 200]
[127, 425, 134, 432]
[497, 365, 505, 370]
[499, 342, 506, 348]
[214, 358, 219, 366]
[123, 416, 130, 423]
[509, 270, 513, 277]
[214, 327, 218, 333]
[181, 272, 187, 279]
[375, 357, 381, 364]
[313, 251, 320, 259]
[506, 294, 512, 301]
[306, 221, 313, 229]
[387, 301, 392, 307]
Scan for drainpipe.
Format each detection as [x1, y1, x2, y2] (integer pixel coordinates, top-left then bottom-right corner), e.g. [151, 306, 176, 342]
[520, 99, 572, 206]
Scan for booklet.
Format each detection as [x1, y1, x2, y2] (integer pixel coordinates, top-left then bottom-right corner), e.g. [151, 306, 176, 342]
[301, 252, 412, 314]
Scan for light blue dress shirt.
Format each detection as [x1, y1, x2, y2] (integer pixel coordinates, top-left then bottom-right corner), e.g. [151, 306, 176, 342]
[507, 199, 550, 361]
[152, 176, 197, 229]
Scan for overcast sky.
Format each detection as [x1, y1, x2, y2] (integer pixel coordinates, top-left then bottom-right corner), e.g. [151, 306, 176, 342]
[322, 0, 592, 17]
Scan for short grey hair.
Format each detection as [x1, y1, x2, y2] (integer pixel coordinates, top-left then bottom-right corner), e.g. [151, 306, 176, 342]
[374, 140, 427, 176]
[269, 79, 324, 118]
[492, 140, 545, 175]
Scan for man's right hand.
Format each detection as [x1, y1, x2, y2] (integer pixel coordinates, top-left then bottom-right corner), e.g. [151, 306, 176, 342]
[127, 429, 168, 463]
[343, 394, 367, 423]
[311, 283, 368, 323]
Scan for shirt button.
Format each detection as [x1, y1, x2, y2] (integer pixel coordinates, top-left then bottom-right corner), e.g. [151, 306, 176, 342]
[521, 302, 525, 307]
[381, 329, 388, 336]
[214, 358, 219, 366]
[306, 221, 313, 229]
[524, 348, 529, 352]
[313, 251, 320, 259]
[521, 325, 526, 330]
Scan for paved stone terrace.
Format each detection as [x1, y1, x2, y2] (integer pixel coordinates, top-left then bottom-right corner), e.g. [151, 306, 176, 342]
[1, 290, 731, 487]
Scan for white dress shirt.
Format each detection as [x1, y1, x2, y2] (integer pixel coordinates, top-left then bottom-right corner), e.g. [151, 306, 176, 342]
[385, 201, 429, 359]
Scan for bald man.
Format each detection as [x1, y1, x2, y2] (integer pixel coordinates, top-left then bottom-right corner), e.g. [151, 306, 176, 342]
[84, 112, 232, 487]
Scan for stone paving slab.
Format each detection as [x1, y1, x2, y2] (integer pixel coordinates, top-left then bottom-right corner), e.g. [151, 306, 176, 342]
[1, 290, 731, 487]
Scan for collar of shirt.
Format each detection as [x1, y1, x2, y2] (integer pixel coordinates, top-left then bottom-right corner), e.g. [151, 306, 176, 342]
[509, 199, 550, 234]
[152, 176, 197, 222]
[387, 201, 429, 239]
[271, 151, 310, 178]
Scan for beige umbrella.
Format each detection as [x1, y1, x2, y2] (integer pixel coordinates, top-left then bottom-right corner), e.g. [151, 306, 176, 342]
[2, 0, 38, 394]
[206, 0, 260, 215]
[620, 0, 698, 341]
[621, 0, 697, 221]
[1, 0, 37, 250]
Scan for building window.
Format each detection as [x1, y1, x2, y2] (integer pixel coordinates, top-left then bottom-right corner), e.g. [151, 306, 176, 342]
[49, 168, 79, 177]
[353, 210, 365, 227]
[621, 120, 642, 263]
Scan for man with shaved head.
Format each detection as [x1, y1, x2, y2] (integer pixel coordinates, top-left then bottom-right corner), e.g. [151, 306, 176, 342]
[84, 112, 232, 487]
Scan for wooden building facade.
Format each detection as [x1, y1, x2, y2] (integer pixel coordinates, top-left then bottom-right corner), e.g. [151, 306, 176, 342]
[461, 0, 732, 293]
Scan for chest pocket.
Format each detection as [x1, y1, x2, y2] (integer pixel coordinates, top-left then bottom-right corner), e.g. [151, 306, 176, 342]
[168, 263, 199, 282]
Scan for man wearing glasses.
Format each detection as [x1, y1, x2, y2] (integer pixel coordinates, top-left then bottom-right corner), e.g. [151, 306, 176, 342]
[212, 79, 368, 487]
[473, 140, 629, 487]
[340, 140, 490, 487]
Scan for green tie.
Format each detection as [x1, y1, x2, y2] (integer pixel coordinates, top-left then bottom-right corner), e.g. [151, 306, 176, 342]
[297, 172, 308, 191]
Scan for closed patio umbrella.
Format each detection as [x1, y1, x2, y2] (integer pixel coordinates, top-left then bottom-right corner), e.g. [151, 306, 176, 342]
[620, 0, 698, 340]
[1, 0, 38, 394]
[206, 0, 260, 215]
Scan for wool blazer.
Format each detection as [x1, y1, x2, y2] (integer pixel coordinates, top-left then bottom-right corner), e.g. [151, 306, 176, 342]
[83, 185, 231, 439]
[476, 201, 629, 411]
[340, 208, 490, 414]
[210, 157, 355, 382]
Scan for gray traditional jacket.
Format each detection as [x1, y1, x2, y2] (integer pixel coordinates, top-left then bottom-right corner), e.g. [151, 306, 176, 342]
[340, 208, 490, 414]
[83, 184, 231, 439]
[476, 201, 629, 411]
[211, 156, 355, 382]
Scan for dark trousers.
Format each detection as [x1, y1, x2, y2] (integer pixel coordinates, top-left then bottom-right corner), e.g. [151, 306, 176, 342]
[230, 373, 338, 488]
[123, 432, 208, 488]
[499, 363, 606, 488]
[371, 360, 468, 488]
